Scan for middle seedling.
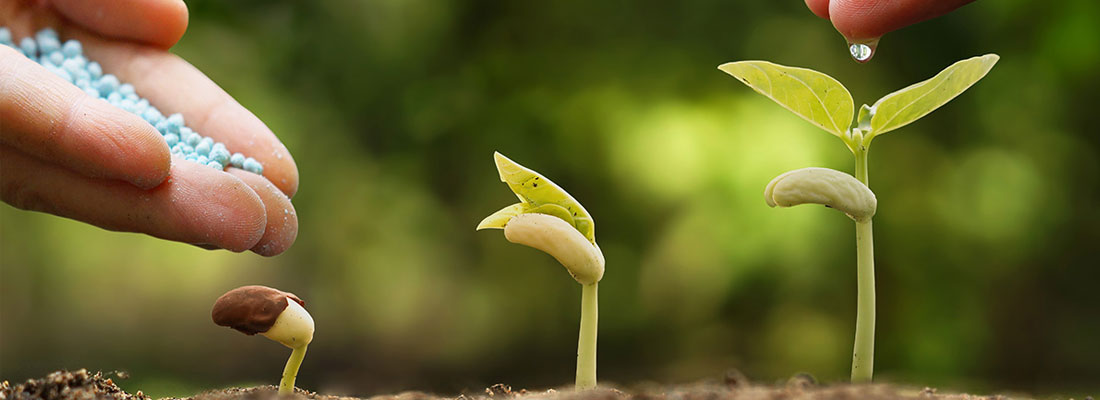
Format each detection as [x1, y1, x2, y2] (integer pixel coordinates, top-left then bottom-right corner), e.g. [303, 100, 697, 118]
[477, 152, 604, 391]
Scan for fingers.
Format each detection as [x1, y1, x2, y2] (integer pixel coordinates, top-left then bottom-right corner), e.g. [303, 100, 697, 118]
[805, 0, 831, 19]
[227, 168, 298, 256]
[48, 0, 188, 49]
[1, 145, 267, 252]
[0, 45, 170, 189]
[806, 0, 976, 41]
[73, 32, 300, 198]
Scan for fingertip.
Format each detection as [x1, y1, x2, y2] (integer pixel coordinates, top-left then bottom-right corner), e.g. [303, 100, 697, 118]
[273, 153, 299, 198]
[227, 168, 299, 256]
[49, 0, 190, 48]
[127, 121, 172, 189]
[156, 0, 189, 48]
[828, 0, 975, 41]
[805, 0, 831, 19]
[79, 96, 172, 189]
[171, 159, 267, 251]
[827, 0, 876, 40]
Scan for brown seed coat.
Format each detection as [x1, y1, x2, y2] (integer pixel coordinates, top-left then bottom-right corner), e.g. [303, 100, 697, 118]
[211, 285, 305, 335]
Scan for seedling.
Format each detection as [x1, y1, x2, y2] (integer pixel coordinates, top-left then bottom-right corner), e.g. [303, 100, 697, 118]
[477, 152, 604, 390]
[720, 54, 999, 382]
[212, 285, 314, 394]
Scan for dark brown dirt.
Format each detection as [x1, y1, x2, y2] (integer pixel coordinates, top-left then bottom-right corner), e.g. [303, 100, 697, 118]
[0, 369, 152, 400]
[2, 370, 1053, 400]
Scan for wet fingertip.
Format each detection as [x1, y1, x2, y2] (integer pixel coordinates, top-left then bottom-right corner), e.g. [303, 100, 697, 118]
[805, 0, 831, 19]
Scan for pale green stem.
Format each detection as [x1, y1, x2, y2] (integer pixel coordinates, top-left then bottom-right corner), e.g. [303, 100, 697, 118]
[279, 345, 308, 395]
[575, 282, 598, 390]
[851, 147, 875, 383]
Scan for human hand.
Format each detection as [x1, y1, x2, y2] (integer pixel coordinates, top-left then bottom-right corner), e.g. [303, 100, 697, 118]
[1, 0, 298, 256]
[805, 0, 976, 46]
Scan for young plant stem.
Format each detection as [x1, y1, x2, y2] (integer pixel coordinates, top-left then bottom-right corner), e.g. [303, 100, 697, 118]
[851, 146, 876, 383]
[279, 345, 308, 395]
[576, 282, 599, 390]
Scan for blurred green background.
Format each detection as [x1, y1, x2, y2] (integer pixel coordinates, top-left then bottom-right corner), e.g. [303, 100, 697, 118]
[2, 0, 1099, 397]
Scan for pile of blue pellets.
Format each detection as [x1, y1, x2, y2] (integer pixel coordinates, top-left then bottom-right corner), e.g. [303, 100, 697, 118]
[0, 27, 263, 174]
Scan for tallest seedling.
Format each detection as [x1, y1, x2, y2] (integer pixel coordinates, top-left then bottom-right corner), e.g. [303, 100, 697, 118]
[719, 54, 998, 382]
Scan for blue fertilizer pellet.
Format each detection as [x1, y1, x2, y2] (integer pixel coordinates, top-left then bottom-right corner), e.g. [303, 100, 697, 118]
[35, 28, 56, 41]
[47, 50, 64, 66]
[167, 113, 184, 129]
[38, 36, 59, 54]
[60, 39, 81, 58]
[185, 132, 201, 146]
[243, 157, 263, 174]
[61, 57, 81, 73]
[141, 109, 161, 125]
[2, 28, 264, 174]
[86, 61, 102, 79]
[195, 141, 211, 156]
[229, 153, 245, 168]
[19, 37, 36, 58]
[210, 148, 229, 165]
[95, 74, 119, 96]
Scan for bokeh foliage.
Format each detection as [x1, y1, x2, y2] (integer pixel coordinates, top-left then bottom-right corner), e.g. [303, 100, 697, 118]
[2, 0, 1099, 397]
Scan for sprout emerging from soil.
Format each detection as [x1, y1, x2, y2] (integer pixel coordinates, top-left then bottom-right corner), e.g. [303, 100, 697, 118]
[720, 54, 999, 382]
[212, 285, 314, 395]
[477, 152, 604, 390]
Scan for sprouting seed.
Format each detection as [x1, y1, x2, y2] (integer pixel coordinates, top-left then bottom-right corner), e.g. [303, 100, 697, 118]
[477, 152, 603, 390]
[212, 285, 314, 395]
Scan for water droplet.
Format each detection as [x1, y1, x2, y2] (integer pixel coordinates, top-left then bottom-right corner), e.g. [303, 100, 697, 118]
[846, 38, 880, 63]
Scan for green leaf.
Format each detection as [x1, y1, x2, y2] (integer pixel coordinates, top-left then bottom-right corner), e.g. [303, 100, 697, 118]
[488, 152, 596, 242]
[869, 54, 999, 137]
[856, 104, 873, 132]
[719, 60, 854, 138]
[477, 203, 526, 230]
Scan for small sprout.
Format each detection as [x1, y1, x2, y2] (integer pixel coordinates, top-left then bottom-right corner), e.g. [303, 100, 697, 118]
[477, 152, 603, 390]
[721, 54, 998, 382]
[765, 167, 876, 222]
[212, 285, 314, 395]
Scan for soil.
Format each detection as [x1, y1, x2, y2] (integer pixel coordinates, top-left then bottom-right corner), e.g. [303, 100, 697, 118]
[1, 369, 1068, 400]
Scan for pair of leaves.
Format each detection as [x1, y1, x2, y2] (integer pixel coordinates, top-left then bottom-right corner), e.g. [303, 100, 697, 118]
[718, 54, 999, 143]
[476, 152, 596, 243]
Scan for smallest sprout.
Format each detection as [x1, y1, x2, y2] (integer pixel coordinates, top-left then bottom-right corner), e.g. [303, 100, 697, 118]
[212, 285, 314, 395]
